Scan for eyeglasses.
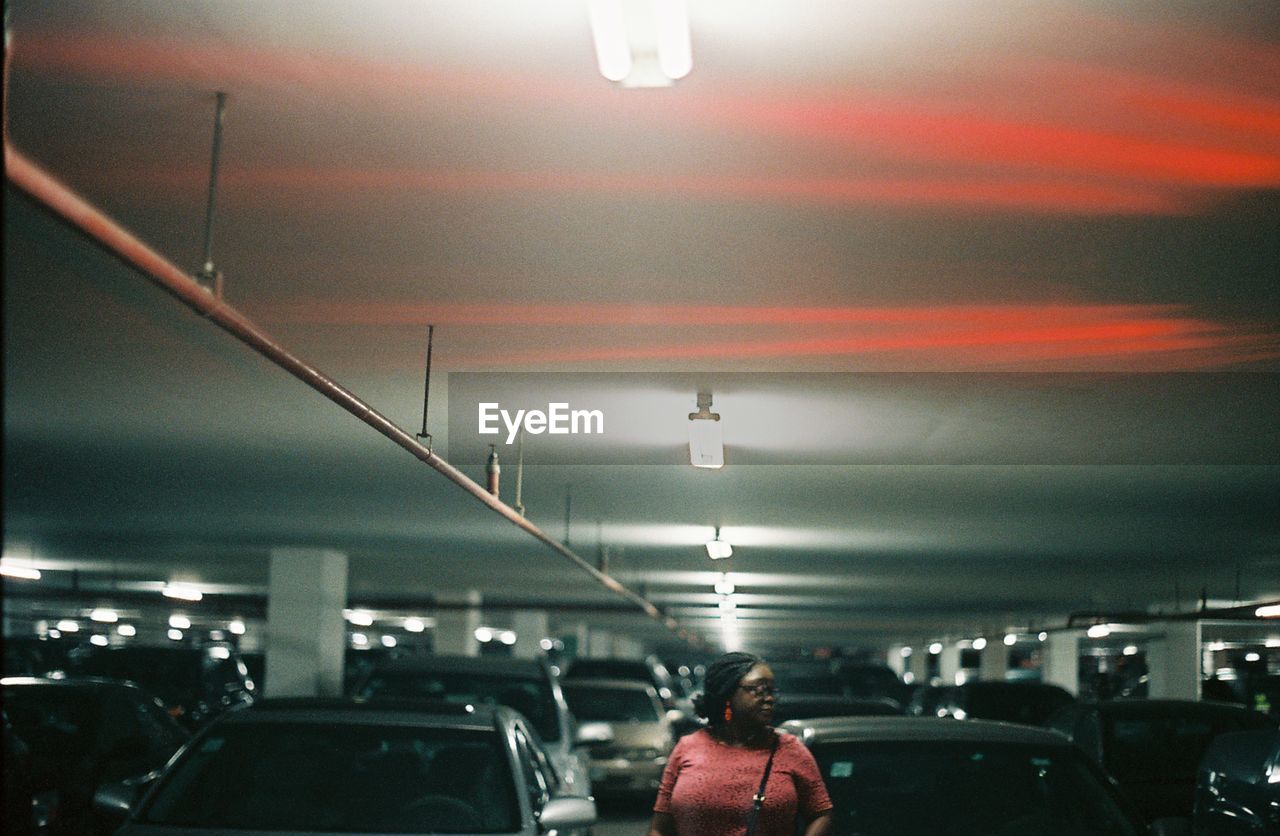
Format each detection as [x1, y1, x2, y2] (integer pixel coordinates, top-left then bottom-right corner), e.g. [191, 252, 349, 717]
[738, 683, 779, 699]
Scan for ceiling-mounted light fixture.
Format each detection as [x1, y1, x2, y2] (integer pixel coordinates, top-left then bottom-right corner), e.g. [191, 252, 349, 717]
[706, 526, 732, 560]
[688, 392, 723, 469]
[162, 583, 203, 602]
[589, 0, 692, 88]
[0, 561, 41, 580]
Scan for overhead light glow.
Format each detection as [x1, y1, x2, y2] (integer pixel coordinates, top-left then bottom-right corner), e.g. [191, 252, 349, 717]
[346, 610, 374, 627]
[929, 642, 943, 655]
[475, 627, 494, 643]
[718, 598, 736, 611]
[1256, 605, 1280, 618]
[1087, 624, 1112, 639]
[1038, 631, 1049, 641]
[714, 575, 735, 596]
[228, 619, 246, 635]
[1123, 644, 1138, 656]
[167, 628, 184, 641]
[0, 562, 41, 580]
[381, 635, 398, 648]
[404, 617, 425, 633]
[351, 632, 368, 646]
[48, 629, 62, 639]
[540, 638, 554, 650]
[1267, 638, 1280, 648]
[900, 646, 912, 658]
[588, 0, 631, 82]
[56, 619, 80, 633]
[499, 631, 517, 646]
[1208, 641, 1227, 652]
[117, 624, 136, 637]
[1004, 633, 1017, 646]
[209, 646, 230, 660]
[706, 526, 732, 560]
[1246, 652, 1261, 662]
[169, 615, 191, 630]
[972, 637, 988, 651]
[90, 608, 119, 623]
[90, 634, 109, 647]
[162, 583, 202, 602]
[653, 0, 692, 79]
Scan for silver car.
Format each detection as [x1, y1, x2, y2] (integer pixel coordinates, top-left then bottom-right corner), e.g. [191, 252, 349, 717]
[98, 698, 596, 835]
[563, 678, 676, 797]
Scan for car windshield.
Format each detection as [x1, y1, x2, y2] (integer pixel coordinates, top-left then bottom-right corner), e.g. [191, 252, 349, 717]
[564, 686, 660, 723]
[141, 721, 519, 833]
[361, 670, 560, 742]
[812, 740, 1138, 835]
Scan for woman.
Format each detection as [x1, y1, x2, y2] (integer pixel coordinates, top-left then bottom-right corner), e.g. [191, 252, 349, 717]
[648, 652, 833, 836]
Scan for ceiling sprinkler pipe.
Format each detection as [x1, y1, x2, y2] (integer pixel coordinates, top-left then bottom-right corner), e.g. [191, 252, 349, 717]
[3, 141, 687, 643]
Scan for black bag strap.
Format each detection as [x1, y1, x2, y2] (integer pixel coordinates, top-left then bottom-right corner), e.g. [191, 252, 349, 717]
[744, 732, 780, 836]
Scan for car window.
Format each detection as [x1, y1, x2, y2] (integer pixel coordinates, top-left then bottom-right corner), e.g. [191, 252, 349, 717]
[1105, 710, 1274, 782]
[564, 686, 661, 723]
[142, 720, 519, 833]
[812, 740, 1138, 835]
[361, 670, 561, 742]
[512, 723, 552, 813]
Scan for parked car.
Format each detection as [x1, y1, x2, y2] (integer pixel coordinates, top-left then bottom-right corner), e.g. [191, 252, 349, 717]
[935, 681, 1076, 726]
[565, 655, 679, 710]
[830, 661, 911, 706]
[1046, 699, 1278, 823]
[1193, 728, 1280, 834]
[97, 698, 596, 835]
[562, 678, 674, 798]
[3, 636, 76, 677]
[772, 694, 903, 724]
[906, 683, 953, 717]
[356, 654, 591, 798]
[781, 715, 1171, 834]
[66, 645, 256, 729]
[769, 659, 848, 697]
[3, 677, 189, 835]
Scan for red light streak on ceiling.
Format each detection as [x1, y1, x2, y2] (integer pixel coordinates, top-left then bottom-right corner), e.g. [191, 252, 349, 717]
[15, 30, 1280, 212]
[254, 301, 1275, 370]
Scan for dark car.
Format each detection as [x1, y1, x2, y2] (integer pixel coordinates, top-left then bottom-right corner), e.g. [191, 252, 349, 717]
[768, 660, 848, 697]
[830, 662, 911, 706]
[100, 698, 596, 835]
[781, 715, 1162, 835]
[67, 645, 256, 729]
[1046, 699, 1278, 823]
[772, 694, 903, 724]
[2, 677, 189, 835]
[3, 636, 76, 678]
[936, 681, 1076, 726]
[1194, 728, 1280, 834]
[356, 654, 591, 798]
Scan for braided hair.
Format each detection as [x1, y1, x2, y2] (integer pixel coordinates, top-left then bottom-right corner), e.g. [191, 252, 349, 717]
[692, 651, 764, 727]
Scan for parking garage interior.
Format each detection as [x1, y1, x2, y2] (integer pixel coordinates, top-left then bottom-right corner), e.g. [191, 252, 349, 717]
[3, 2, 1279, 834]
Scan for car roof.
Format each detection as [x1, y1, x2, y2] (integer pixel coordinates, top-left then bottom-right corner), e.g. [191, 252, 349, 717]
[225, 696, 509, 730]
[1069, 698, 1270, 717]
[561, 678, 657, 693]
[2, 674, 157, 694]
[781, 716, 1075, 746]
[373, 654, 547, 678]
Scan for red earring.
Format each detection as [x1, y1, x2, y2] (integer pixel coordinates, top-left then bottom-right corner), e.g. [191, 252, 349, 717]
[724, 703, 733, 723]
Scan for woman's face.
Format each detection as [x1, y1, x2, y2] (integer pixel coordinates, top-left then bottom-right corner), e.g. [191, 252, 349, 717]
[730, 662, 777, 727]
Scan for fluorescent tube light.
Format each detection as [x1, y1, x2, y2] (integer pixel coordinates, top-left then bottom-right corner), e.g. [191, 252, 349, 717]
[0, 563, 41, 580]
[90, 608, 119, 623]
[654, 0, 692, 79]
[706, 527, 732, 560]
[588, 0, 631, 81]
[688, 392, 723, 468]
[1256, 604, 1280, 618]
[162, 583, 203, 602]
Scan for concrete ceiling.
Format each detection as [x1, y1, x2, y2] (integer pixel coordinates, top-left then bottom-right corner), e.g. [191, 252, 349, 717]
[3, 0, 1279, 655]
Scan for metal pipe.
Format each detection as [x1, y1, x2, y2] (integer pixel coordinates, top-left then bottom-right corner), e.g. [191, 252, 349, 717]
[200, 91, 226, 276]
[4, 142, 677, 636]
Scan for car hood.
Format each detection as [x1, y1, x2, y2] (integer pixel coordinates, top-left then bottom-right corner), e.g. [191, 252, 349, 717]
[119, 827, 529, 836]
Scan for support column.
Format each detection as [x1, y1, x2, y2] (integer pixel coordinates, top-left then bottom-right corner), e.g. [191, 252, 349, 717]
[433, 590, 482, 657]
[939, 644, 962, 686]
[908, 648, 929, 686]
[266, 548, 347, 698]
[1148, 620, 1202, 700]
[887, 646, 908, 678]
[612, 635, 644, 660]
[512, 611, 549, 660]
[1042, 632, 1081, 695]
[979, 642, 1009, 682]
[588, 629, 613, 658]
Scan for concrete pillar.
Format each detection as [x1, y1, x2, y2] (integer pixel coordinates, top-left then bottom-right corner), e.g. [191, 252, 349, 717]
[979, 642, 1009, 682]
[1042, 632, 1081, 695]
[434, 590, 482, 657]
[588, 629, 613, 658]
[908, 648, 929, 686]
[512, 611, 549, 659]
[570, 623, 590, 663]
[266, 548, 347, 698]
[1148, 620, 1201, 700]
[939, 644, 962, 686]
[612, 635, 644, 660]
[887, 646, 908, 678]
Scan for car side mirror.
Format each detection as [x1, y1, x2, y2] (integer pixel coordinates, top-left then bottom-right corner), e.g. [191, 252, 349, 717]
[1148, 817, 1192, 836]
[574, 721, 614, 747]
[538, 795, 597, 832]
